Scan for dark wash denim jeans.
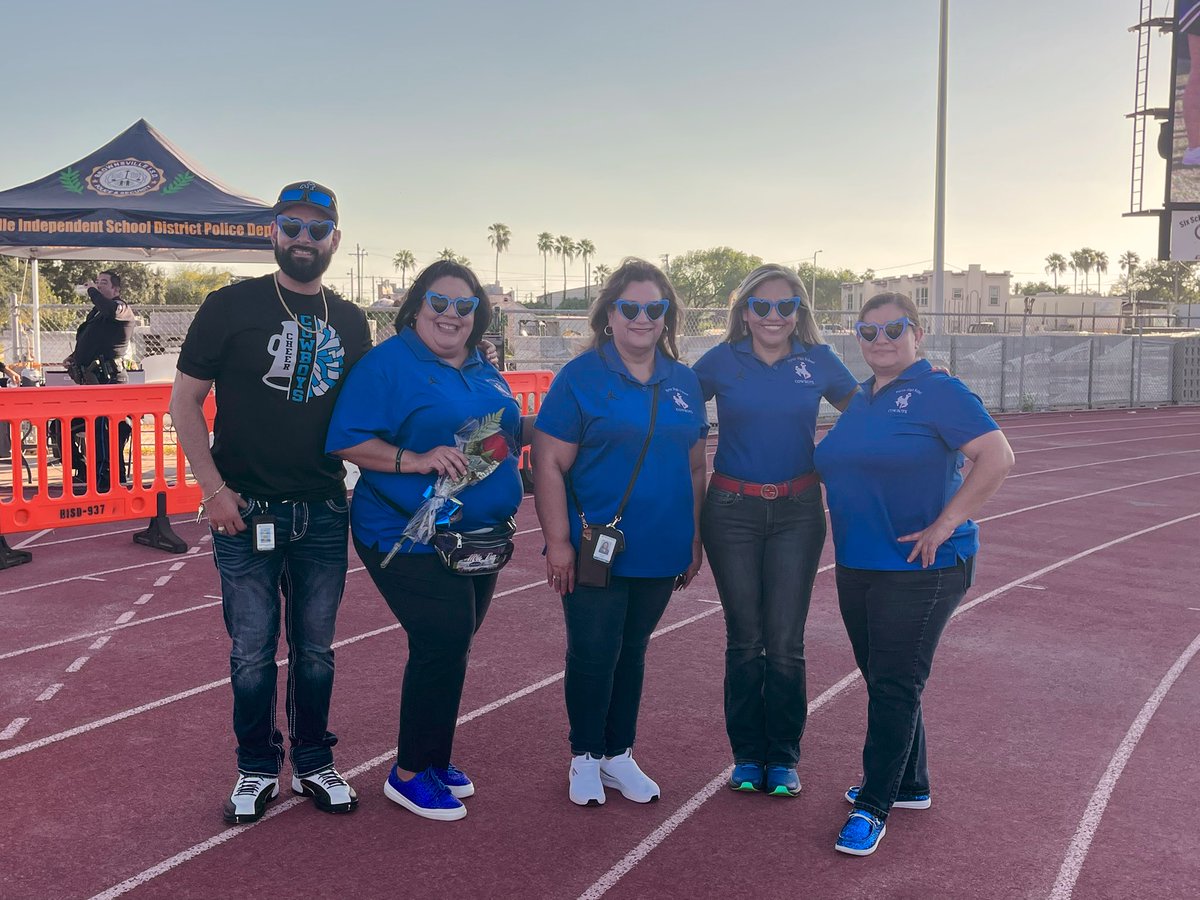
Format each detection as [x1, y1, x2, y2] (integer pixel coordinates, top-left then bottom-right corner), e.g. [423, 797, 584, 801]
[562, 576, 675, 757]
[354, 538, 497, 773]
[700, 483, 826, 768]
[211, 495, 349, 777]
[835, 557, 973, 819]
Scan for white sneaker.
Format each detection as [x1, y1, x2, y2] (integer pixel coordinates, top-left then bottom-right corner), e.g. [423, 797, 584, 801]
[599, 750, 660, 803]
[569, 753, 606, 806]
[223, 772, 279, 824]
[292, 765, 359, 814]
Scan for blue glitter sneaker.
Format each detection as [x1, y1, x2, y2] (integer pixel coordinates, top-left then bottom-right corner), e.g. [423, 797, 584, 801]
[432, 763, 475, 799]
[835, 810, 886, 856]
[765, 765, 801, 797]
[384, 766, 466, 821]
[728, 762, 764, 792]
[844, 784, 930, 810]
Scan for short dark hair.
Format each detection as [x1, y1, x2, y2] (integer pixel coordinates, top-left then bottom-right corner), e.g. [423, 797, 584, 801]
[859, 291, 920, 327]
[586, 257, 681, 359]
[100, 270, 121, 290]
[393, 260, 493, 348]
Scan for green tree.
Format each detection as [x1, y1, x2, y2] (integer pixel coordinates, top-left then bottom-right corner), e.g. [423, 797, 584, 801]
[594, 262, 611, 287]
[1044, 253, 1068, 290]
[436, 248, 471, 267]
[1069, 250, 1088, 293]
[1090, 249, 1108, 293]
[577, 239, 596, 302]
[554, 235, 576, 306]
[487, 223, 511, 286]
[40, 260, 165, 304]
[1012, 280, 1058, 296]
[161, 267, 233, 305]
[1120, 259, 1200, 305]
[392, 249, 417, 288]
[1119, 250, 1140, 280]
[669, 247, 764, 308]
[537, 232, 554, 303]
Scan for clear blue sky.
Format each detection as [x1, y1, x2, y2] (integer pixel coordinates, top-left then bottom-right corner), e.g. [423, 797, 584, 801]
[0, 0, 1166, 297]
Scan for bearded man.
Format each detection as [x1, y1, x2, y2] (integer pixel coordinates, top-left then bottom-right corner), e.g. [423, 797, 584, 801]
[171, 182, 372, 824]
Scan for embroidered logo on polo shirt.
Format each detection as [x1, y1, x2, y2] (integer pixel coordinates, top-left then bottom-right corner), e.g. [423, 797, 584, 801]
[667, 387, 692, 411]
[889, 390, 921, 414]
[794, 360, 813, 383]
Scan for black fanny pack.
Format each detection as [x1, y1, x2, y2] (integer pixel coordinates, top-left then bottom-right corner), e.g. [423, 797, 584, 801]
[431, 519, 516, 575]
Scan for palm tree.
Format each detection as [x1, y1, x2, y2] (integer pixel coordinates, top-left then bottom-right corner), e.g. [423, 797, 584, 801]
[487, 223, 511, 287]
[392, 249, 416, 289]
[1044, 253, 1068, 291]
[577, 239, 596, 302]
[1092, 250, 1108, 294]
[1077, 248, 1097, 294]
[554, 235, 576, 307]
[437, 248, 471, 266]
[1069, 250, 1087, 293]
[1119, 250, 1140, 277]
[537, 232, 554, 303]
[594, 263, 611, 287]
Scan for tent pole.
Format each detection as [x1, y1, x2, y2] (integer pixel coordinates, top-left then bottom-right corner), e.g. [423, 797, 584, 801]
[30, 257, 42, 366]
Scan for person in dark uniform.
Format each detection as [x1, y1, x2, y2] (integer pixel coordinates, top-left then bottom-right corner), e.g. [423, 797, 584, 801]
[63, 270, 135, 490]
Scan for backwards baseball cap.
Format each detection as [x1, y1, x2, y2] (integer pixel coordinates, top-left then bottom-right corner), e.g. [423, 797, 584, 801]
[273, 181, 339, 224]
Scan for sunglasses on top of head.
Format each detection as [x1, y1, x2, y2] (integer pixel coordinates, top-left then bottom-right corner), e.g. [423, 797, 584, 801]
[275, 215, 335, 242]
[747, 296, 803, 318]
[424, 290, 480, 317]
[855, 317, 915, 342]
[277, 187, 335, 209]
[613, 298, 670, 322]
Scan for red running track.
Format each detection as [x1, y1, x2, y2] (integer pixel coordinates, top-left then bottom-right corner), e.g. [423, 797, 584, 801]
[1, 406, 1198, 899]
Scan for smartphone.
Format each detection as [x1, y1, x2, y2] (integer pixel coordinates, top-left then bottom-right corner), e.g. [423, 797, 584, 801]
[73, 285, 89, 296]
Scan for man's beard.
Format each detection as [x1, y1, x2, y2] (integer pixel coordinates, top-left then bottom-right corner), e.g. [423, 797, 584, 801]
[275, 242, 333, 284]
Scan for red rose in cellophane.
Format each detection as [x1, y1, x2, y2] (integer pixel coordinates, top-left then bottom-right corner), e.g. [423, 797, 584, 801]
[480, 432, 509, 462]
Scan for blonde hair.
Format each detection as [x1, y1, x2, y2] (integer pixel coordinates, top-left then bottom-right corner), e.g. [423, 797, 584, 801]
[724, 264, 823, 345]
[586, 257, 681, 359]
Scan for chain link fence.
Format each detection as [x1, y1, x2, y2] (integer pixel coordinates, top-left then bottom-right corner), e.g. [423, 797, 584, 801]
[6, 303, 1200, 413]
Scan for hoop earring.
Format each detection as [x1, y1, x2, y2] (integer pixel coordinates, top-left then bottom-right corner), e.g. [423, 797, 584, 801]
[603, 325, 614, 336]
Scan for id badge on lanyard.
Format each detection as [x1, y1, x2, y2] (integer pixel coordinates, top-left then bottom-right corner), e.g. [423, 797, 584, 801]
[252, 515, 276, 554]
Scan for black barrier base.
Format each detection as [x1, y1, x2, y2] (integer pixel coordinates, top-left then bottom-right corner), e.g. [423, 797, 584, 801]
[133, 492, 187, 554]
[0, 536, 33, 569]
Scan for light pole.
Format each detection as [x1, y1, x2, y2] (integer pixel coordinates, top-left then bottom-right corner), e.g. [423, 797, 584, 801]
[811, 249, 822, 309]
[931, 0, 949, 335]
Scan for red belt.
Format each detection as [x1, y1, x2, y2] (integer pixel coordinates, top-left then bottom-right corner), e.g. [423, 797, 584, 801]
[709, 471, 819, 500]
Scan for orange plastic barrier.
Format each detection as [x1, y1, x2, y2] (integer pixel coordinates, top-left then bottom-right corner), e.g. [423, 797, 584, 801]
[0, 384, 214, 538]
[502, 370, 553, 471]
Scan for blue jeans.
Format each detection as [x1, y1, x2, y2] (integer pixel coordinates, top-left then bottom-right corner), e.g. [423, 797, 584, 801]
[700, 483, 826, 768]
[562, 576, 674, 757]
[212, 495, 349, 776]
[835, 558, 973, 819]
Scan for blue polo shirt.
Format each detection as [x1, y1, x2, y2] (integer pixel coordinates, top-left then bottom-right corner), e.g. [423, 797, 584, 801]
[693, 338, 858, 482]
[325, 327, 523, 552]
[813, 359, 999, 571]
[535, 343, 708, 578]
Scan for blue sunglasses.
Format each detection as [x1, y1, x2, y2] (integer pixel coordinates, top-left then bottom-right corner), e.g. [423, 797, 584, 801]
[855, 317, 915, 342]
[425, 290, 479, 317]
[747, 296, 802, 318]
[614, 298, 670, 322]
[278, 187, 334, 209]
[275, 215, 335, 242]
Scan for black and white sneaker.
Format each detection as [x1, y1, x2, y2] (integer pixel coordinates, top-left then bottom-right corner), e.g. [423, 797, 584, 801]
[292, 765, 359, 814]
[223, 772, 279, 824]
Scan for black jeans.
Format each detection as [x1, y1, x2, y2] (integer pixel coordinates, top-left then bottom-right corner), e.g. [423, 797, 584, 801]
[561, 576, 674, 757]
[355, 538, 497, 773]
[700, 483, 826, 768]
[836, 558, 973, 819]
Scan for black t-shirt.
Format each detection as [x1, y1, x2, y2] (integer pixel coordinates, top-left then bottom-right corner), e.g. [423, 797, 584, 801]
[177, 274, 373, 502]
[74, 290, 135, 372]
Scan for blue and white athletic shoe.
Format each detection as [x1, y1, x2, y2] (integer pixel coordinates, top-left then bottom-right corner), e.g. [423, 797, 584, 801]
[835, 810, 886, 857]
[728, 762, 764, 793]
[432, 763, 475, 799]
[765, 765, 801, 797]
[844, 784, 931, 810]
[384, 766, 466, 821]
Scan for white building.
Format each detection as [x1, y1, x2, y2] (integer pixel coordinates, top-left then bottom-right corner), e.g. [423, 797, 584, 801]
[840, 264, 1012, 331]
[1004, 293, 1123, 333]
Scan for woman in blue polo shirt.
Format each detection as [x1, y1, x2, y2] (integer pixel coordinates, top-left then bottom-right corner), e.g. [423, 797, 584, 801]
[326, 261, 527, 823]
[534, 258, 708, 808]
[693, 264, 858, 798]
[814, 292, 1013, 857]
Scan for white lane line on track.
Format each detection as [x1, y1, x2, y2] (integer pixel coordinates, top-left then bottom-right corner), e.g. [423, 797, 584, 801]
[516, 526, 542, 536]
[4, 520, 197, 549]
[996, 411, 1200, 430]
[1008, 449, 1200, 479]
[1, 718, 30, 740]
[0, 602, 222, 662]
[85, 604, 725, 900]
[0, 553, 212, 598]
[1006, 422, 1200, 442]
[188, 546, 202, 555]
[1014, 432, 1200, 454]
[114, 611, 136, 625]
[575, 511, 1200, 900]
[983, 472, 1200, 523]
[153, 576, 172, 587]
[89, 636, 110, 651]
[1018, 585, 1047, 591]
[65, 656, 89, 673]
[169, 562, 185, 572]
[1048, 629, 1200, 900]
[11, 529, 52, 549]
[134, 594, 153, 605]
[36, 684, 63, 702]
